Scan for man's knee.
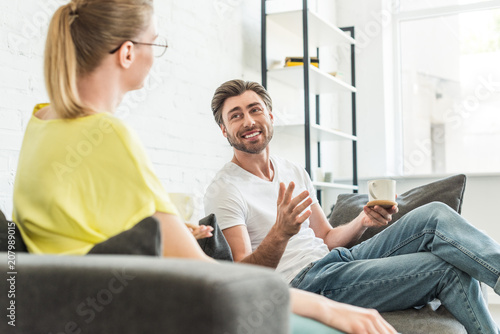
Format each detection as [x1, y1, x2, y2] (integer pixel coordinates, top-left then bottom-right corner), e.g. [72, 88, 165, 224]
[417, 201, 458, 222]
[421, 201, 453, 213]
[402, 201, 460, 232]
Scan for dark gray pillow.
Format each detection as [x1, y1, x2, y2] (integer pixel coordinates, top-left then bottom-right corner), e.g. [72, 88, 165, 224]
[1, 209, 231, 259]
[328, 174, 466, 245]
[88, 216, 162, 256]
[197, 213, 233, 261]
[88, 213, 233, 261]
[0, 209, 28, 253]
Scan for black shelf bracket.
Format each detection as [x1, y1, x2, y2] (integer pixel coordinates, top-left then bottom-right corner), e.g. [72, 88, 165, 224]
[261, 2, 359, 196]
[261, 0, 267, 89]
[302, 0, 312, 177]
[340, 26, 358, 193]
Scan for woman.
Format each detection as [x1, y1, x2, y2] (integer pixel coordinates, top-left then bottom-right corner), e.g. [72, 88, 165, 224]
[12, 1, 395, 333]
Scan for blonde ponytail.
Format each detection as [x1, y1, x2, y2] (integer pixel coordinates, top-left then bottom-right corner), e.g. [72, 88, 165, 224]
[44, 4, 90, 118]
[44, 0, 154, 119]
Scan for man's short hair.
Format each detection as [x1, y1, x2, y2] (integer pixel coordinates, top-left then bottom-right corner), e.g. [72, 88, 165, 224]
[211, 79, 273, 126]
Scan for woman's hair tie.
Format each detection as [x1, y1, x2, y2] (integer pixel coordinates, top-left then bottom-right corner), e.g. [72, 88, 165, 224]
[68, 2, 79, 18]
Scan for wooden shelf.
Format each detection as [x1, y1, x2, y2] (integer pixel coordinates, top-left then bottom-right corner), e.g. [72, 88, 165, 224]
[268, 65, 356, 94]
[312, 181, 359, 191]
[274, 124, 356, 142]
[268, 10, 356, 48]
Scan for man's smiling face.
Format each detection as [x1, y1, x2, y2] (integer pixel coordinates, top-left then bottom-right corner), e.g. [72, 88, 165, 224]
[220, 90, 274, 154]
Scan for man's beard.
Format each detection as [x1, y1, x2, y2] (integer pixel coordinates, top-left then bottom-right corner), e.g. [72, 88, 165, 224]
[226, 126, 274, 154]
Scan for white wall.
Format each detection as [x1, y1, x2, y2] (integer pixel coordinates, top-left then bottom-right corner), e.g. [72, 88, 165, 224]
[0, 0, 261, 217]
[336, 0, 402, 178]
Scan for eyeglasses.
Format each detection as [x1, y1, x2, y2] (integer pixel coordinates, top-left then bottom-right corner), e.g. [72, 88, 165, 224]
[109, 36, 168, 57]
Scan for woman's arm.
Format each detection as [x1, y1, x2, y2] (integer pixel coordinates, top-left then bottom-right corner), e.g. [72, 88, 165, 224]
[154, 212, 216, 262]
[290, 288, 397, 334]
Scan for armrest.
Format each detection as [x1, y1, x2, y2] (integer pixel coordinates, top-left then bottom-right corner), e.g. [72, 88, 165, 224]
[0, 253, 290, 334]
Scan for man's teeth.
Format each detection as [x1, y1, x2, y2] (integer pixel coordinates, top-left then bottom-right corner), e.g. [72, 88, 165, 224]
[244, 132, 260, 138]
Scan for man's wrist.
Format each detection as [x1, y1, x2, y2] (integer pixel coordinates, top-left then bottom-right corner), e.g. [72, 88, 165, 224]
[269, 224, 293, 243]
[348, 214, 368, 237]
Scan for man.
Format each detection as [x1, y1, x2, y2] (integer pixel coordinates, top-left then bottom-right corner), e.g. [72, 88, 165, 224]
[204, 79, 500, 333]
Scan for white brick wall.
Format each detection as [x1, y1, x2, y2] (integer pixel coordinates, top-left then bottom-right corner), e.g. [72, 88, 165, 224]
[0, 0, 261, 217]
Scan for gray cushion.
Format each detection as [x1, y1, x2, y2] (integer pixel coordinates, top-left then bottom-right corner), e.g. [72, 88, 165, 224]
[88, 216, 162, 256]
[1, 210, 232, 260]
[381, 304, 466, 334]
[328, 174, 466, 245]
[88, 214, 233, 261]
[197, 213, 233, 261]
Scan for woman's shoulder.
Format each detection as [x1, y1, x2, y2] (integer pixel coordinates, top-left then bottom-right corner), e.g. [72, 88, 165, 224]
[33, 104, 55, 120]
[31, 104, 121, 126]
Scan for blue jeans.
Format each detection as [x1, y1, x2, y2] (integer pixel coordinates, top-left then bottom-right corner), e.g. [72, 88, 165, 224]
[290, 202, 500, 334]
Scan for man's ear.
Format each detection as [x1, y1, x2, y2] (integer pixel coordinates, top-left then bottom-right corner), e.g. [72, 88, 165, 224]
[220, 123, 228, 138]
[117, 41, 135, 69]
[269, 109, 274, 123]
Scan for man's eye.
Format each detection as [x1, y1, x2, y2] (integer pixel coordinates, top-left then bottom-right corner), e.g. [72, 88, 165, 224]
[231, 114, 240, 120]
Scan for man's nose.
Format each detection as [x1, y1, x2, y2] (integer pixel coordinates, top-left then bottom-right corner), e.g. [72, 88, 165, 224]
[243, 113, 256, 127]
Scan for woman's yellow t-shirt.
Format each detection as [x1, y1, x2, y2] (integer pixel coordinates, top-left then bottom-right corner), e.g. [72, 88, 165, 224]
[12, 104, 179, 254]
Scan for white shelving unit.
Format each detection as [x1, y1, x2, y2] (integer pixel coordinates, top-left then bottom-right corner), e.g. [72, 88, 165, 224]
[274, 124, 357, 142]
[261, 0, 359, 204]
[312, 181, 358, 191]
[267, 10, 356, 48]
[268, 65, 356, 94]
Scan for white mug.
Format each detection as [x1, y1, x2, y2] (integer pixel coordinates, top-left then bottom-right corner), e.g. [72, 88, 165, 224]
[367, 179, 397, 208]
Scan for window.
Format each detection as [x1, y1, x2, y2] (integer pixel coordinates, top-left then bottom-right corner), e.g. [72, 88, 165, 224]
[398, 4, 500, 175]
[398, 0, 492, 12]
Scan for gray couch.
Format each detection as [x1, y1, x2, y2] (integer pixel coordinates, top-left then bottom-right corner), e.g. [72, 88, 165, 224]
[0, 253, 292, 334]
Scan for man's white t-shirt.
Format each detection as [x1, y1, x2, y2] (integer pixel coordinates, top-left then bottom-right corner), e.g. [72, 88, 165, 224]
[204, 155, 329, 283]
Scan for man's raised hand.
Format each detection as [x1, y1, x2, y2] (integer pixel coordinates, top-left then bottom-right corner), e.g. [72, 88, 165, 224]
[275, 182, 313, 237]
